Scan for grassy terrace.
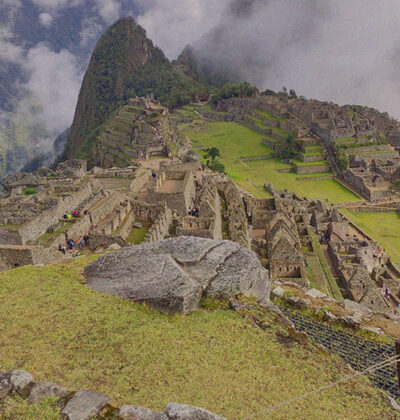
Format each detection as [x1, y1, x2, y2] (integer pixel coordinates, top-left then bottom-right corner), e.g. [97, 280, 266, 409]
[180, 110, 360, 202]
[291, 159, 329, 167]
[0, 258, 394, 420]
[340, 210, 400, 264]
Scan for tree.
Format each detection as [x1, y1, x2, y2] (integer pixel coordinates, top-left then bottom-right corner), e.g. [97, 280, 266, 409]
[289, 89, 297, 98]
[278, 134, 297, 160]
[203, 147, 225, 173]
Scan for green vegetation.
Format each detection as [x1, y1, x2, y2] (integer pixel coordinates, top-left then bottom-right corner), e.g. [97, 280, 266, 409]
[309, 231, 343, 300]
[0, 258, 393, 419]
[127, 226, 149, 245]
[1, 396, 60, 419]
[306, 254, 329, 295]
[340, 210, 400, 264]
[211, 82, 258, 105]
[203, 147, 225, 173]
[36, 222, 70, 247]
[181, 116, 360, 202]
[22, 187, 37, 196]
[66, 17, 207, 162]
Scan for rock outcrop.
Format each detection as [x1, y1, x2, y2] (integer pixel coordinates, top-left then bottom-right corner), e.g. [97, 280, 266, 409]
[84, 236, 270, 314]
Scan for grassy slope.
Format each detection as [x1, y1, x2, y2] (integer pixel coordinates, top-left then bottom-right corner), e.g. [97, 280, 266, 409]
[180, 109, 360, 203]
[0, 258, 394, 420]
[341, 210, 400, 264]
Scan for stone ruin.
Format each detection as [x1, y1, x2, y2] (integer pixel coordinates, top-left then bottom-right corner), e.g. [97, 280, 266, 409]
[206, 95, 400, 201]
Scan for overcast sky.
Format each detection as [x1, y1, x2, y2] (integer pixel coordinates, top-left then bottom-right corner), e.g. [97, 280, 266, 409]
[2, 0, 400, 137]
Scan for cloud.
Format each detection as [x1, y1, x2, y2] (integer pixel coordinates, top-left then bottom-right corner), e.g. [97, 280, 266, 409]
[23, 44, 83, 132]
[137, 0, 230, 58]
[192, 0, 400, 118]
[94, 0, 122, 24]
[31, 0, 83, 11]
[79, 17, 103, 48]
[39, 12, 54, 27]
[0, 27, 24, 64]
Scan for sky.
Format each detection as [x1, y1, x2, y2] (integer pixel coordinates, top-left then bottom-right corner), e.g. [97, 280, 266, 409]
[2, 0, 400, 139]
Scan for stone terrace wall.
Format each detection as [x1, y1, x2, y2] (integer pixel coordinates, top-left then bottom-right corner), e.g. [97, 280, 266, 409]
[293, 163, 330, 174]
[144, 206, 172, 243]
[19, 183, 93, 244]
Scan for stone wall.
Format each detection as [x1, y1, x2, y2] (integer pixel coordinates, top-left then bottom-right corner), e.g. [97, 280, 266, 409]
[144, 206, 172, 243]
[293, 163, 330, 174]
[19, 182, 93, 244]
[0, 245, 44, 271]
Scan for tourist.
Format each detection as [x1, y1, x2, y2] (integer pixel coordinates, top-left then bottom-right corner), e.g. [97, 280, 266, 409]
[83, 234, 90, 246]
[152, 171, 157, 179]
[77, 237, 83, 250]
[73, 209, 79, 218]
[58, 244, 66, 255]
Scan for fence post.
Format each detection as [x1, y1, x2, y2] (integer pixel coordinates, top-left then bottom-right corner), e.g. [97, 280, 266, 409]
[396, 339, 400, 393]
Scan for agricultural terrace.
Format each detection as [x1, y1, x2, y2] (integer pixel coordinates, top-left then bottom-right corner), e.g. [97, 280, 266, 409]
[340, 210, 400, 264]
[178, 107, 360, 203]
[0, 258, 393, 420]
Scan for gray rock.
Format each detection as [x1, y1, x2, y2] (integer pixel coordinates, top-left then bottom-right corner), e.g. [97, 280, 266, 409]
[341, 311, 364, 328]
[361, 326, 384, 336]
[305, 288, 327, 299]
[323, 310, 338, 323]
[339, 299, 372, 314]
[61, 390, 109, 420]
[165, 403, 226, 420]
[84, 237, 270, 314]
[8, 370, 34, 395]
[286, 296, 311, 309]
[2, 172, 39, 192]
[56, 159, 87, 179]
[272, 286, 285, 298]
[0, 373, 12, 399]
[133, 222, 143, 229]
[119, 405, 166, 420]
[28, 381, 70, 403]
[107, 243, 122, 251]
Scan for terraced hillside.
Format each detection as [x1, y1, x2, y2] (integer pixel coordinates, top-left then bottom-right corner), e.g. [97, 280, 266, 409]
[94, 99, 185, 168]
[176, 106, 360, 203]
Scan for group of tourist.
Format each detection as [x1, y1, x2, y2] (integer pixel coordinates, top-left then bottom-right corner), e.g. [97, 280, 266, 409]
[188, 206, 200, 217]
[58, 234, 90, 255]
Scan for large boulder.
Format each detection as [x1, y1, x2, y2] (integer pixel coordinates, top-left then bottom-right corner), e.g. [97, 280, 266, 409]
[2, 172, 39, 195]
[56, 159, 87, 178]
[84, 237, 270, 314]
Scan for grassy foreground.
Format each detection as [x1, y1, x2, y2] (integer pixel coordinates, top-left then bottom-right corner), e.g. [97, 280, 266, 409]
[341, 210, 400, 264]
[180, 112, 360, 203]
[0, 257, 395, 419]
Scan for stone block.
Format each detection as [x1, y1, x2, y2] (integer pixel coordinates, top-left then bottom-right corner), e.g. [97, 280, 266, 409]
[272, 286, 286, 298]
[8, 370, 34, 396]
[164, 403, 227, 420]
[61, 390, 110, 420]
[306, 288, 327, 299]
[28, 381, 70, 403]
[119, 405, 166, 419]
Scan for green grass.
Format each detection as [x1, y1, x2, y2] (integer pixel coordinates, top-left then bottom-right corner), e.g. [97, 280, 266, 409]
[310, 231, 343, 300]
[126, 226, 149, 245]
[340, 210, 400, 264]
[306, 255, 329, 295]
[0, 258, 394, 420]
[1, 396, 60, 419]
[253, 109, 285, 122]
[291, 159, 328, 167]
[183, 120, 360, 202]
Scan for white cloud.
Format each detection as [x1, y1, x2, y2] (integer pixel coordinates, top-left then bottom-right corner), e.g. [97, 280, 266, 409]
[0, 28, 24, 64]
[23, 44, 83, 132]
[39, 12, 54, 27]
[79, 17, 103, 47]
[31, 0, 83, 11]
[94, 0, 122, 24]
[137, 0, 230, 58]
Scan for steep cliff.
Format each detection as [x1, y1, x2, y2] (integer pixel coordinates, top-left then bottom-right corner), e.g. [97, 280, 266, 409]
[66, 17, 205, 162]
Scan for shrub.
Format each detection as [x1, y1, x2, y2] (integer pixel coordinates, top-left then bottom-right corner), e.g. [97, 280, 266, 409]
[22, 187, 36, 196]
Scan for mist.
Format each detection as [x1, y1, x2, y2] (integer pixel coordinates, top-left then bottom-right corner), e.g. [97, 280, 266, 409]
[3, 0, 400, 153]
[140, 0, 400, 118]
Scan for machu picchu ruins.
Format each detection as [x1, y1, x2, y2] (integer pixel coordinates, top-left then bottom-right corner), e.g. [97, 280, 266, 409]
[4, 6, 400, 419]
